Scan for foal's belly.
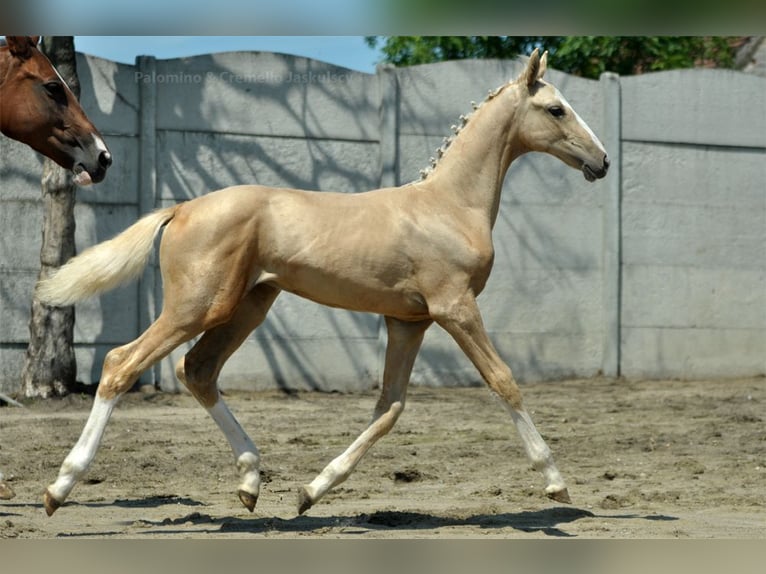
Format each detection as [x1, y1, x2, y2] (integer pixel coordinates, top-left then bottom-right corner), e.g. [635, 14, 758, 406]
[266, 271, 430, 321]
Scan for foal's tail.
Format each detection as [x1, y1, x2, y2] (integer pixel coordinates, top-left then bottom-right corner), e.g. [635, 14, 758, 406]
[36, 206, 178, 307]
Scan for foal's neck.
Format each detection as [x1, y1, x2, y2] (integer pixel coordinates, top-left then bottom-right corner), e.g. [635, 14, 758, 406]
[422, 82, 525, 227]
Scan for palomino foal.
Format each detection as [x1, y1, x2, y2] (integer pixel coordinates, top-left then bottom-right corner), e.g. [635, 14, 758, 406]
[0, 36, 111, 185]
[37, 49, 608, 516]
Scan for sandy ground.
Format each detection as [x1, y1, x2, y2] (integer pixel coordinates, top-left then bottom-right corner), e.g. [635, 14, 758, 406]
[0, 377, 764, 539]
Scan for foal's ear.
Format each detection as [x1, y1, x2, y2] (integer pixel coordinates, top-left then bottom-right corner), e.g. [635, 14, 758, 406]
[5, 36, 36, 59]
[523, 48, 540, 88]
[538, 51, 548, 80]
[522, 48, 548, 88]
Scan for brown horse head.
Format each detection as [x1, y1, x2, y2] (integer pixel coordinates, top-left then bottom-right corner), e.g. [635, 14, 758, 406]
[0, 36, 111, 185]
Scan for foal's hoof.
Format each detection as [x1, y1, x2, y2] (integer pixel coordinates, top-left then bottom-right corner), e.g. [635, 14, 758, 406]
[297, 486, 313, 515]
[0, 481, 15, 500]
[546, 487, 572, 504]
[238, 489, 258, 512]
[43, 489, 62, 516]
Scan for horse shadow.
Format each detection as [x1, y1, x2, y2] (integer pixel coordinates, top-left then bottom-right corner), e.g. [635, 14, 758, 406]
[224, 506, 599, 537]
[209, 507, 677, 538]
[3, 493, 678, 537]
[62, 498, 676, 537]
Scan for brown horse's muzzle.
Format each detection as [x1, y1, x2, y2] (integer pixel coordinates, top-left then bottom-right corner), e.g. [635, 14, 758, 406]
[72, 142, 112, 186]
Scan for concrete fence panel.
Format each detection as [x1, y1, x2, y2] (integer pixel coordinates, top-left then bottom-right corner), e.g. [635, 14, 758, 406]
[1, 51, 764, 394]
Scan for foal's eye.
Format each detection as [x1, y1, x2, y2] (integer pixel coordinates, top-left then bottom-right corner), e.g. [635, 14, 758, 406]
[44, 81, 67, 104]
[548, 106, 565, 118]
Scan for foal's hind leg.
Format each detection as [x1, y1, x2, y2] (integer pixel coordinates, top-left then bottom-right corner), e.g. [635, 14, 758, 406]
[175, 284, 281, 512]
[298, 317, 431, 514]
[43, 314, 198, 516]
[432, 292, 570, 503]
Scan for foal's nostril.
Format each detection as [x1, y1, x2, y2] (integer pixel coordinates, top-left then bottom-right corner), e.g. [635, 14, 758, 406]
[99, 150, 112, 169]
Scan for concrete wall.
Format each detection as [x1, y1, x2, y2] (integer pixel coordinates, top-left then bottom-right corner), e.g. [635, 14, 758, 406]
[618, 70, 766, 379]
[1, 51, 764, 393]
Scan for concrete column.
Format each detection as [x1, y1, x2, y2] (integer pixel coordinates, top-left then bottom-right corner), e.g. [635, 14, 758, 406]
[377, 63, 399, 188]
[376, 64, 399, 383]
[137, 55, 159, 386]
[600, 72, 622, 378]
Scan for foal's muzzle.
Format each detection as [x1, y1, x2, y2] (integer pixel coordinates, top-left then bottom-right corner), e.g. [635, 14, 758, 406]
[583, 155, 609, 182]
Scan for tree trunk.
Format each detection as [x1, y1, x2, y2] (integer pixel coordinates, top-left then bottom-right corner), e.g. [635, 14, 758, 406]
[21, 37, 79, 398]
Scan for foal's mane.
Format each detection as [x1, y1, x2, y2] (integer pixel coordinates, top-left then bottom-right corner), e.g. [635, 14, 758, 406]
[417, 81, 513, 182]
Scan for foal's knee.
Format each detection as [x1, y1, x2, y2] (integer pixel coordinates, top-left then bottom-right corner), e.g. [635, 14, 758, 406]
[486, 366, 524, 411]
[96, 347, 140, 400]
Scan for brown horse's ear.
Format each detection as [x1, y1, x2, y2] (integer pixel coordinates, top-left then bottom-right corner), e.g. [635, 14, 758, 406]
[523, 48, 541, 88]
[5, 36, 36, 59]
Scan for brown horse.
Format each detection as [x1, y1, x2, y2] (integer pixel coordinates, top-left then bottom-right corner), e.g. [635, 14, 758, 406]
[0, 36, 111, 185]
[0, 36, 113, 501]
[38, 49, 608, 516]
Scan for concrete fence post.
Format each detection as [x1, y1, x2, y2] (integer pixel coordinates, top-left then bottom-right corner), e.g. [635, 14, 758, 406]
[600, 72, 622, 378]
[377, 63, 399, 189]
[136, 55, 159, 386]
[376, 64, 399, 384]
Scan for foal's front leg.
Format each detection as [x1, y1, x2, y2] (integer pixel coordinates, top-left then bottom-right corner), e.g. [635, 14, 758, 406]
[44, 315, 194, 516]
[432, 293, 570, 503]
[43, 393, 117, 515]
[298, 317, 431, 514]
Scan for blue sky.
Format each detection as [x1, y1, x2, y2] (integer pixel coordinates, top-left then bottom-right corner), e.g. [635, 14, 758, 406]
[75, 36, 383, 73]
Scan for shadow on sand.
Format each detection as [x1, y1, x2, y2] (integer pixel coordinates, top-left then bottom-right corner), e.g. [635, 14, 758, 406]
[45, 498, 678, 538]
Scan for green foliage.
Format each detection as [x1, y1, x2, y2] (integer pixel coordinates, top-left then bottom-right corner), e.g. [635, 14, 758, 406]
[552, 36, 736, 77]
[366, 36, 739, 78]
[365, 36, 562, 67]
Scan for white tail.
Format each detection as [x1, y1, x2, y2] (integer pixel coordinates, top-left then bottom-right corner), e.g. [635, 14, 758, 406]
[35, 206, 177, 306]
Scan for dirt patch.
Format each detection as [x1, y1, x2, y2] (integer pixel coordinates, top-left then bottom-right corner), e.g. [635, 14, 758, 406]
[1, 377, 764, 538]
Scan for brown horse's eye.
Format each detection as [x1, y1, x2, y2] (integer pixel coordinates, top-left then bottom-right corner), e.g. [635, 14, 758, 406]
[44, 81, 67, 105]
[548, 106, 565, 118]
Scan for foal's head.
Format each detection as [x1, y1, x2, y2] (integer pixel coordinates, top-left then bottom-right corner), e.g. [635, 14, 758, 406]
[513, 48, 609, 182]
[0, 36, 112, 185]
